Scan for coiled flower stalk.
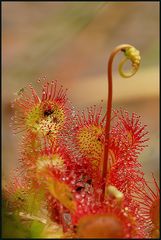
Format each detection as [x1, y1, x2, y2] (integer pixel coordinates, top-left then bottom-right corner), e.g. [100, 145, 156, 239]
[101, 44, 141, 201]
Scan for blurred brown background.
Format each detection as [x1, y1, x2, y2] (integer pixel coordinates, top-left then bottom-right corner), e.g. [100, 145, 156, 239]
[2, 2, 159, 184]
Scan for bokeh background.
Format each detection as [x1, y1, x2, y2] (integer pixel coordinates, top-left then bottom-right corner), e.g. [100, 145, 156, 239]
[2, 2, 159, 186]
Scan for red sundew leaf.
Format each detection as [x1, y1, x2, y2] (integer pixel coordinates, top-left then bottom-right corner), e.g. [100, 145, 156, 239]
[71, 181, 149, 237]
[72, 196, 147, 238]
[98, 109, 151, 237]
[72, 107, 148, 180]
[110, 109, 149, 155]
[107, 109, 149, 193]
[72, 104, 105, 173]
[18, 133, 74, 185]
[11, 80, 74, 142]
[132, 174, 160, 235]
[76, 214, 125, 238]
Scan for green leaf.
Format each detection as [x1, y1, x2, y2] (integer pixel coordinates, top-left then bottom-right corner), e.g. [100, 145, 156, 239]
[29, 220, 45, 238]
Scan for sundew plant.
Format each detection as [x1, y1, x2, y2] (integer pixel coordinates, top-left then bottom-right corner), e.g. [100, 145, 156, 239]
[3, 44, 160, 238]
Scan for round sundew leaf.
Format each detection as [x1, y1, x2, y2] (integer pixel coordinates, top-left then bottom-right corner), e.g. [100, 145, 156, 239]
[25, 101, 65, 136]
[76, 124, 104, 167]
[36, 154, 65, 172]
[76, 214, 124, 238]
[11, 80, 73, 143]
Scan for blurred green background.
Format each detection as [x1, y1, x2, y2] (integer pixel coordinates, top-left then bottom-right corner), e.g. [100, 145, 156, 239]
[2, 2, 159, 185]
